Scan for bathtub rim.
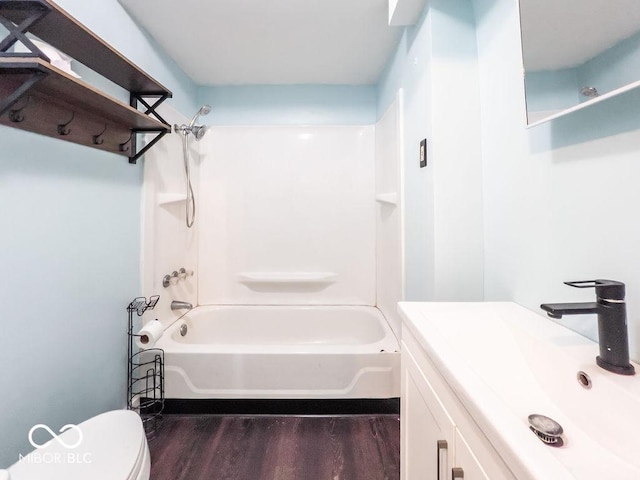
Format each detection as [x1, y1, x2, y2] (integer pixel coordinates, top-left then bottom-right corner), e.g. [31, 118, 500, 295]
[155, 304, 400, 354]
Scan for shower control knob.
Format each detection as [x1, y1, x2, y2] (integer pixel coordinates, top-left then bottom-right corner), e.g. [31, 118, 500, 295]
[179, 268, 195, 279]
[170, 271, 180, 285]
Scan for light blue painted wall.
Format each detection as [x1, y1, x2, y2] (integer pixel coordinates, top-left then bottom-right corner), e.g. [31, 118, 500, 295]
[427, 0, 483, 301]
[377, 7, 435, 301]
[0, 133, 141, 466]
[525, 68, 579, 112]
[577, 29, 640, 98]
[376, 0, 483, 302]
[197, 85, 377, 125]
[0, 0, 198, 467]
[472, 0, 640, 360]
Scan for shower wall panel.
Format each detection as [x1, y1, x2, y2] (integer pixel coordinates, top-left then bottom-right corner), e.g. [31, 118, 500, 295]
[198, 125, 376, 305]
[375, 93, 404, 339]
[142, 104, 199, 324]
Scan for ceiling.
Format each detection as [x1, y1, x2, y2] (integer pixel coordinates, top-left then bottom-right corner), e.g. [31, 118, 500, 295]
[520, 0, 640, 71]
[118, 0, 402, 86]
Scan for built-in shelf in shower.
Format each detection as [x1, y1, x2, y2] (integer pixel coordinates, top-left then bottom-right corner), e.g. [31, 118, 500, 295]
[375, 193, 398, 206]
[238, 272, 337, 285]
[157, 193, 187, 206]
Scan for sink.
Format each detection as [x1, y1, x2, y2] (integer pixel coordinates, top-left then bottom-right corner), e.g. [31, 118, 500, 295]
[398, 302, 640, 479]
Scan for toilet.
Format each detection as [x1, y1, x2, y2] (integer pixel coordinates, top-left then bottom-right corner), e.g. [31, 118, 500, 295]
[2, 410, 150, 480]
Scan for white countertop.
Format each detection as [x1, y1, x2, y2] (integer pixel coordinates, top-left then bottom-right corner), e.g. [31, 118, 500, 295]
[398, 301, 640, 480]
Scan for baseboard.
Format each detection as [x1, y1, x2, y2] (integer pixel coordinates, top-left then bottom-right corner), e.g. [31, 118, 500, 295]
[161, 398, 400, 415]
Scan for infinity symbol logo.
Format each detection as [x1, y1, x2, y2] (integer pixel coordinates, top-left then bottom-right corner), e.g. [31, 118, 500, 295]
[28, 424, 83, 449]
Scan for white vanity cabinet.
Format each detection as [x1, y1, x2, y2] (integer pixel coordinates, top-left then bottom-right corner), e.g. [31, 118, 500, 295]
[402, 340, 454, 479]
[401, 327, 516, 480]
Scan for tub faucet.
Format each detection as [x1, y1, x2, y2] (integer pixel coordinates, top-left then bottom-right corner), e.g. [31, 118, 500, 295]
[540, 280, 635, 375]
[171, 300, 193, 311]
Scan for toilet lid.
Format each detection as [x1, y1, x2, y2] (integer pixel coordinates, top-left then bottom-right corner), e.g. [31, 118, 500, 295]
[8, 410, 147, 480]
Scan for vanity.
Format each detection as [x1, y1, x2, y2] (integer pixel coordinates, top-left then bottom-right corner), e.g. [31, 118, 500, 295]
[398, 302, 640, 479]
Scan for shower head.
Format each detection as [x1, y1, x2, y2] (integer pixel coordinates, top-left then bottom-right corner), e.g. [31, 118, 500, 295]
[174, 105, 211, 141]
[188, 104, 212, 128]
[192, 125, 207, 141]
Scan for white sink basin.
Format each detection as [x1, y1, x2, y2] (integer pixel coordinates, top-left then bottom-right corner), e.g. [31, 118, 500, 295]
[398, 302, 640, 479]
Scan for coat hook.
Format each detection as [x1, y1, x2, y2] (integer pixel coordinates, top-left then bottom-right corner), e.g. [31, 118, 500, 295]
[119, 131, 134, 152]
[93, 124, 107, 145]
[8, 96, 30, 123]
[57, 111, 75, 136]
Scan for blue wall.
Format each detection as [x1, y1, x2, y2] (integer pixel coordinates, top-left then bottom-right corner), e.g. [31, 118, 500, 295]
[525, 68, 579, 112]
[578, 29, 640, 97]
[0, 0, 198, 467]
[198, 85, 377, 125]
[473, 0, 640, 357]
[376, 0, 484, 302]
[376, 5, 434, 301]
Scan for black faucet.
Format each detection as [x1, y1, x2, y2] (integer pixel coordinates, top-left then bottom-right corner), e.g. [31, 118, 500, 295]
[540, 280, 635, 376]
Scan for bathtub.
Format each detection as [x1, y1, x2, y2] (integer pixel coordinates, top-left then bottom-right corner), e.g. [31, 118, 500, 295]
[154, 305, 400, 399]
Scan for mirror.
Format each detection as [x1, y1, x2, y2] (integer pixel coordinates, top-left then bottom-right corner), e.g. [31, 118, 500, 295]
[519, 0, 640, 125]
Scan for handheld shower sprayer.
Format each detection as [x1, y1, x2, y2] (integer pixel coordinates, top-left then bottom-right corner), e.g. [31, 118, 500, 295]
[175, 105, 211, 228]
[175, 104, 211, 140]
[188, 104, 212, 128]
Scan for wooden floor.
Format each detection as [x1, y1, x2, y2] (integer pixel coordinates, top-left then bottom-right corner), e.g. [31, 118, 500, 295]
[148, 415, 400, 480]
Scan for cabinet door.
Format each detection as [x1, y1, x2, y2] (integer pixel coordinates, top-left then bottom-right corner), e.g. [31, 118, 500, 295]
[402, 344, 455, 480]
[455, 428, 517, 480]
[401, 332, 517, 480]
[454, 429, 490, 480]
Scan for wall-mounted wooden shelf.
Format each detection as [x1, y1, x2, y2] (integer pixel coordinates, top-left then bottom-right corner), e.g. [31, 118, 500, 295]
[0, 0, 173, 163]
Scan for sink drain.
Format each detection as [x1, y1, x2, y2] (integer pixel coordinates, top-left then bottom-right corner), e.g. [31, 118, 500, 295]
[528, 414, 564, 447]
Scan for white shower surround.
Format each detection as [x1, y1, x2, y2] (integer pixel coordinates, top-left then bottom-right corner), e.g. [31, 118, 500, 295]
[143, 121, 403, 399]
[142, 104, 199, 326]
[198, 125, 376, 306]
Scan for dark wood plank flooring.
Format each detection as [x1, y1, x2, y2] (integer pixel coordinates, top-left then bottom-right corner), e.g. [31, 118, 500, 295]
[148, 415, 400, 480]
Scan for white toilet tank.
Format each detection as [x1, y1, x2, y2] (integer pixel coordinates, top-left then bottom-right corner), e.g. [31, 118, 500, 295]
[5, 410, 150, 480]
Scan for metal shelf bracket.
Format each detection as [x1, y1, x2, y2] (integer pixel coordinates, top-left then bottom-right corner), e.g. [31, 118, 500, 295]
[0, 68, 46, 116]
[0, 0, 51, 60]
[128, 91, 172, 164]
[127, 128, 169, 164]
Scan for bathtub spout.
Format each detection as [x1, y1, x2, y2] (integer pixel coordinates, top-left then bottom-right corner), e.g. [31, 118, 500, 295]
[171, 300, 193, 311]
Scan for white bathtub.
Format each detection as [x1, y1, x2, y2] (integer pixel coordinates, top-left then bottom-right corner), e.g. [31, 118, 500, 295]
[155, 305, 400, 399]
